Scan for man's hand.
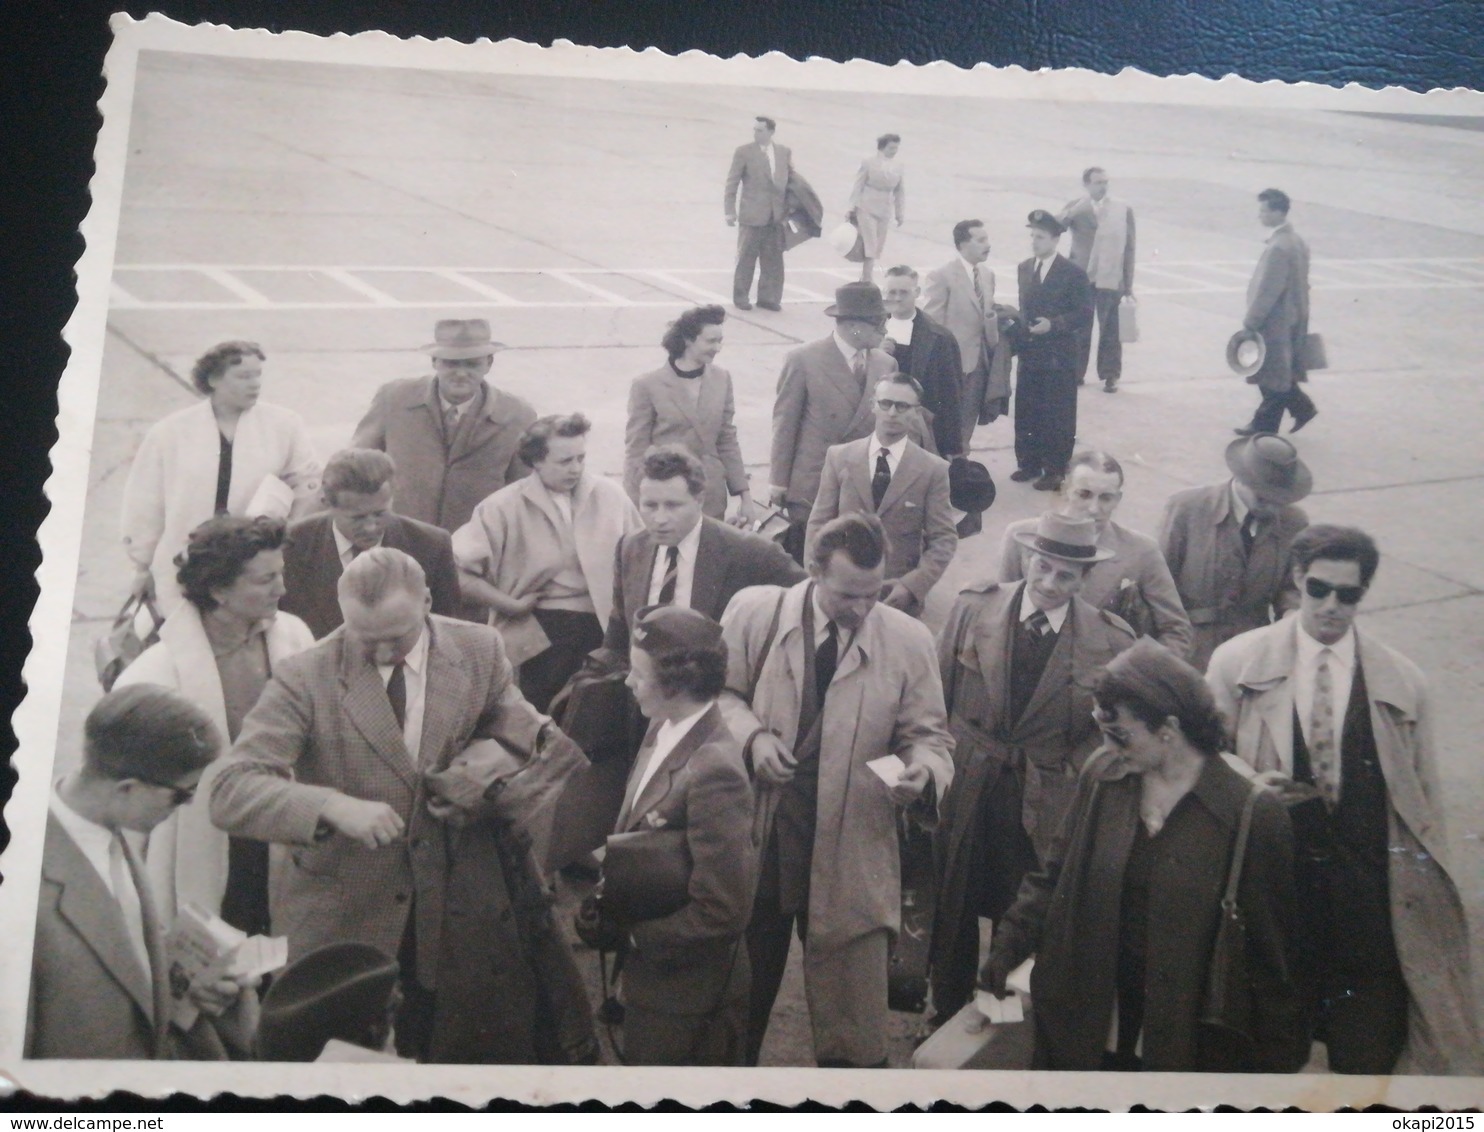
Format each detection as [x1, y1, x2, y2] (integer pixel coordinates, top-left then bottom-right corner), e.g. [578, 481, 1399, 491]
[751, 732, 797, 786]
[881, 581, 915, 612]
[729, 494, 764, 529]
[189, 973, 247, 1018]
[1028, 317, 1051, 336]
[1253, 769, 1321, 807]
[725, 216, 737, 228]
[768, 486, 788, 509]
[320, 793, 405, 850]
[891, 761, 931, 806]
[203, 976, 262, 1055]
[977, 950, 1013, 1000]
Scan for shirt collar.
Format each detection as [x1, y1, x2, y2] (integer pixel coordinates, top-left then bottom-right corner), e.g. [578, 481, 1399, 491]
[833, 330, 862, 367]
[1295, 621, 1355, 671]
[657, 701, 712, 746]
[332, 522, 381, 562]
[1228, 481, 1249, 525]
[50, 782, 117, 854]
[959, 255, 981, 281]
[675, 516, 703, 562]
[873, 434, 909, 465]
[1018, 585, 1070, 633]
[385, 625, 429, 677]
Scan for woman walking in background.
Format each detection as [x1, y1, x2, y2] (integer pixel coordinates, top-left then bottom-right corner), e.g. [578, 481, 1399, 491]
[848, 134, 906, 283]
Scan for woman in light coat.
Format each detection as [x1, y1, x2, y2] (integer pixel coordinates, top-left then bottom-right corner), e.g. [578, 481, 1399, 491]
[122, 341, 322, 615]
[116, 515, 315, 929]
[624, 306, 758, 525]
[454, 412, 642, 712]
[848, 133, 905, 283]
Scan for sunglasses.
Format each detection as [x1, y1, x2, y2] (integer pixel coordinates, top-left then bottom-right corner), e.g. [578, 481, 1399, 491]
[875, 398, 918, 414]
[1304, 577, 1366, 605]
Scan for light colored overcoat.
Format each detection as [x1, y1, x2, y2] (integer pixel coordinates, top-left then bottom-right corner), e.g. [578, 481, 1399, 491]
[623, 363, 749, 519]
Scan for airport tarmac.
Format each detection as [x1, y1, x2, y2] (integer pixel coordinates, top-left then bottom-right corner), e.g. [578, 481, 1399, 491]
[44, 50, 1484, 1066]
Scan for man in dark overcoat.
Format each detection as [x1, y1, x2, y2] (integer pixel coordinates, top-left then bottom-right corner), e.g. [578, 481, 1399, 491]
[881, 264, 965, 457]
[1237, 188, 1318, 437]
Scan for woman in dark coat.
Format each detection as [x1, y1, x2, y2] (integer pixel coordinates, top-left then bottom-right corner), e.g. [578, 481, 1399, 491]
[980, 638, 1308, 1073]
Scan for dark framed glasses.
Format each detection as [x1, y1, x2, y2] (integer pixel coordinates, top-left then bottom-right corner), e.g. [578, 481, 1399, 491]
[875, 398, 918, 414]
[1304, 577, 1366, 605]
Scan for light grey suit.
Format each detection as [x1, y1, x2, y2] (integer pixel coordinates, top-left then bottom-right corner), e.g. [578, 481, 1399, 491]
[922, 258, 1003, 448]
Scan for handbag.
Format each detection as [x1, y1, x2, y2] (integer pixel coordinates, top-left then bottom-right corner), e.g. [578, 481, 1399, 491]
[1200, 784, 1261, 1043]
[1118, 295, 1140, 344]
[1300, 331, 1327, 371]
[601, 827, 693, 923]
[94, 592, 165, 692]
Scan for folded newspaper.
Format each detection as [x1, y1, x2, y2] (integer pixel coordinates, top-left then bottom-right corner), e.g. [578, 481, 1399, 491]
[165, 902, 288, 1029]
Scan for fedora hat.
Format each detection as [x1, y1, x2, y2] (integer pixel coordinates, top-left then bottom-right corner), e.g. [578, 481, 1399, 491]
[949, 458, 996, 515]
[1224, 433, 1313, 504]
[1012, 512, 1116, 564]
[1226, 329, 1266, 378]
[823, 282, 887, 322]
[256, 942, 399, 1062]
[422, 318, 507, 360]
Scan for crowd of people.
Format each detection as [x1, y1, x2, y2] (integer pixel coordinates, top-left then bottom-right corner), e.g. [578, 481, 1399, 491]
[25, 117, 1481, 1078]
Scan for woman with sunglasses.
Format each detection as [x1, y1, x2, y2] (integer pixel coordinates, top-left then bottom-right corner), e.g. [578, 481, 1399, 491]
[116, 514, 314, 933]
[978, 637, 1308, 1073]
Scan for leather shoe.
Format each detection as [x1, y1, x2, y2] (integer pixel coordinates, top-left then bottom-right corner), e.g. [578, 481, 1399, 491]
[757, 301, 782, 311]
[1232, 426, 1257, 437]
[1289, 408, 1318, 433]
[1033, 474, 1063, 492]
[1009, 468, 1039, 483]
[734, 299, 753, 310]
[1102, 380, 1118, 393]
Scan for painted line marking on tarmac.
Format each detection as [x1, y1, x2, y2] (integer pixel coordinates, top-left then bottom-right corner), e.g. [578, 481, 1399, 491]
[198, 268, 273, 307]
[319, 268, 401, 306]
[546, 271, 634, 305]
[432, 270, 528, 305]
[640, 270, 731, 303]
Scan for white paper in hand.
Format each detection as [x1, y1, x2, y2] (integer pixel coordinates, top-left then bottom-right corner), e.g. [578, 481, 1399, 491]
[975, 987, 1025, 1024]
[867, 754, 906, 788]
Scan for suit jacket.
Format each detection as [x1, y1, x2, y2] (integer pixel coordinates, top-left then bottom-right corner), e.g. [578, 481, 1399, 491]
[281, 512, 462, 639]
[1244, 222, 1311, 393]
[1058, 196, 1137, 293]
[351, 376, 537, 533]
[770, 337, 909, 511]
[999, 517, 1194, 660]
[27, 815, 229, 1060]
[724, 141, 790, 227]
[614, 703, 756, 1014]
[1207, 619, 1482, 1076]
[804, 437, 957, 606]
[623, 363, 749, 519]
[1158, 481, 1307, 671]
[888, 309, 965, 456]
[922, 258, 999, 375]
[1014, 254, 1094, 375]
[603, 516, 804, 655]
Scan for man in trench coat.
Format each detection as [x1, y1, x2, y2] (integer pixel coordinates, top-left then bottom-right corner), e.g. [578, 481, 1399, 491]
[1207, 524, 1481, 1076]
[1237, 188, 1318, 437]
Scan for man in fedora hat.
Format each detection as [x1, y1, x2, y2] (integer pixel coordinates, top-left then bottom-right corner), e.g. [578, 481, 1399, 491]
[352, 318, 537, 533]
[1158, 433, 1312, 671]
[1236, 188, 1318, 437]
[929, 512, 1135, 1023]
[1010, 210, 1094, 492]
[769, 282, 932, 563]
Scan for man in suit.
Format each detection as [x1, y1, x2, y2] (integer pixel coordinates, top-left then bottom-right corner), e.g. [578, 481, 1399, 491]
[922, 220, 1003, 452]
[1208, 525, 1480, 1075]
[881, 264, 965, 457]
[28, 685, 256, 1060]
[929, 513, 1135, 1021]
[1160, 434, 1311, 672]
[1010, 210, 1095, 492]
[719, 513, 954, 1068]
[210, 547, 594, 1064]
[805, 375, 957, 617]
[590, 605, 756, 1065]
[281, 448, 462, 639]
[1058, 167, 1137, 392]
[352, 318, 537, 533]
[1237, 188, 1318, 436]
[724, 116, 791, 311]
[606, 445, 803, 657]
[770, 282, 926, 563]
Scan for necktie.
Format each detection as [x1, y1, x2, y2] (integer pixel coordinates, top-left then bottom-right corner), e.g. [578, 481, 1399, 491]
[852, 350, 867, 385]
[815, 621, 840, 708]
[1240, 512, 1258, 555]
[114, 830, 170, 1056]
[1026, 609, 1052, 638]
[443, 405, 459, 444]
[972, 267, 984, 311]
[1310, 653, 1339, 807]
[657, 544, 680, 605]
[1037, 258, 1048, 283]
[109, 833, 151, 984]
[871, 447, 892, 509]
[387, 661, 407, 731]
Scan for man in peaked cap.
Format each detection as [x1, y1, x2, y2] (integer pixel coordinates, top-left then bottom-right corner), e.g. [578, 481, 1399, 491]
[928, 512, 1136, 1023]
[352, 318, 537, 533]
[1159, 433, 1312, 672]
[1009, 210, 1094, 493]
[255, 942, 404, 1062]
[769, 282, 933, 563]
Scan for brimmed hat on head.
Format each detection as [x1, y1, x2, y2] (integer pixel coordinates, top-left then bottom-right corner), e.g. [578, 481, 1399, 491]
[423, 318, 506, 360]
[256, 942, 399, 1062]
[1224, 432, 1313, 504]
[632, 604, 724, 656]
[1226, 329, 1266, 378]
[1013, 512, 1116, 564]
[823, 282, 887, 322]
[1027, 209, 1066, 238]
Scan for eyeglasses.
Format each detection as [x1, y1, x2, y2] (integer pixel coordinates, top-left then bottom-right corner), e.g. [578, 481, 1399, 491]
[875, 399, 918, 414]
[1303, 577, 1366, 605]
[140, 779, 197, 806]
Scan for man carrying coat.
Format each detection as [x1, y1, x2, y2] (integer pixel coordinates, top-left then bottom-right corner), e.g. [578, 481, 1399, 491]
[1207, 525, 1480, 1076]
[719, 513, 954, 1067]
[724, 116, 792, 312]
[922, 220, 1003, 452]
[929, 512, 1135, 1022]
[1237, 189, 1318, 437]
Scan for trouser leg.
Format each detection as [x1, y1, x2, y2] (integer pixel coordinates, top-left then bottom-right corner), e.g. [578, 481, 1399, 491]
[1287, 384, 1317, 420]
[1072, 304, 1094, 382]
[734, 225, 763, 303]
[756, 222, 786, 306]
[930, 902, 981, 1023]
[805, 927, 892, 1067]
[1043, 369, 1078, 477]
[1014, 366, 1043, 472]
[1095, 289, 1123, 383]
[743, 886, 797, 1066]
[394, 907, 437, 1062]
[1251, 388, 1288, 433]
[1321, 969, 1409, 1074]
[960, 359, 989, 452]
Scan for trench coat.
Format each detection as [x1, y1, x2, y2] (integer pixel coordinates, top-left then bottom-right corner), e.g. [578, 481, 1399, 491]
[1243, 222, 1310, 394]
[115, 603, 315, 923]
[1206, 619, 1483, 1075]
[986, 749, 1309, 1073]
[623, 363, 749, 519]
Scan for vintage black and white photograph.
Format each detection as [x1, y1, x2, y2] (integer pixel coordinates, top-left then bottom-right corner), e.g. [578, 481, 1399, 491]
[3, 15, 1483, 1108]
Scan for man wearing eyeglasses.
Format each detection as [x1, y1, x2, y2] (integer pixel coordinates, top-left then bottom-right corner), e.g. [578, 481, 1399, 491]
[1207, 525, 1480, 1076]
[804, 375, 956, 617]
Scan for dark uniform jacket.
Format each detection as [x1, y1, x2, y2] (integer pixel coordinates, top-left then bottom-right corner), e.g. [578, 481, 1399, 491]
[1012, 254, 1094, 375]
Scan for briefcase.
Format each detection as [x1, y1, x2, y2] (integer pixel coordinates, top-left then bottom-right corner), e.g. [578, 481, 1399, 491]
[888, 811, 936, 1013]
[602, 828, 692, 923]
[1300, 331, 1328, 371]
[1118, 295, 1139, 344]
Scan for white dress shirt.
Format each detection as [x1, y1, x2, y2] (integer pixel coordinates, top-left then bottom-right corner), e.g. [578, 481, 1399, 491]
[811, 587, 856, 654]
[885, 315, 915, 346]
[646, 517, 703, 609]
[50, 787, 151, 978]
[378, 626, 429, 765]
[870, 434, 909, 482]
[760, 142, 776, 181]
[1292, 623, 1357, 777]
[1018, 585, 1070, 634]
[1035, 253, 1055, 282]
[631, 701, 713, 805]
[438, 392, 473, 425]
[332, 523, 381, 569]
